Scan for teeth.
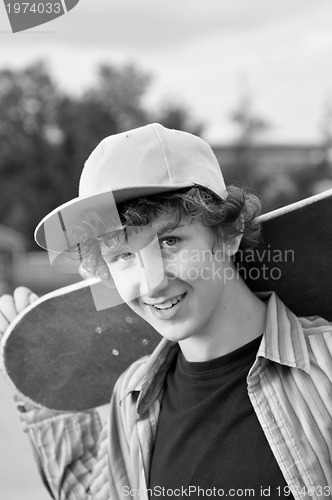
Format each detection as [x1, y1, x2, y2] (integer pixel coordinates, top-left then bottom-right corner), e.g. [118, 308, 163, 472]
[154, 294, 184, 310]
[156, 301, 173, 310]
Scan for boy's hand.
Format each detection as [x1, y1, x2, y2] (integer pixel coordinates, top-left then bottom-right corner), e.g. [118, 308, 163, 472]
[0, 287, 38, 339]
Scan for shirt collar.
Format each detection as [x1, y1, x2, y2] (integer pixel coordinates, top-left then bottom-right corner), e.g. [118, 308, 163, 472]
[120, 292, 310, 415]
[256, 292, 310, 373]
[119, 338, 179, 415]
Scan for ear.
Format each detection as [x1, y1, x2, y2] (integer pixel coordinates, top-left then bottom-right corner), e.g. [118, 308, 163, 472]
[222, 233, 243, 257]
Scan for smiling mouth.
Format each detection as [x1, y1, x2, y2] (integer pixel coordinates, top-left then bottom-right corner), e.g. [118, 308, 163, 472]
[149, 293, 186, 311]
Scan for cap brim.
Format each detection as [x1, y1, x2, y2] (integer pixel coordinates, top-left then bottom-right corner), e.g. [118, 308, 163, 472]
[34, 183, 195, 251]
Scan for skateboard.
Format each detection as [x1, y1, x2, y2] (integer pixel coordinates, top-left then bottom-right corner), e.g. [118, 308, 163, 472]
[1, 188, 332, 411]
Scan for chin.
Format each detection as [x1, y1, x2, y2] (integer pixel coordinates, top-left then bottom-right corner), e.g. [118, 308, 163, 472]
[155, 324, 196, 343]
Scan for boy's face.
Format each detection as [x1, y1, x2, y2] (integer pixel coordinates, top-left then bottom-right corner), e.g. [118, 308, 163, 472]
[101, 214, 238, 343]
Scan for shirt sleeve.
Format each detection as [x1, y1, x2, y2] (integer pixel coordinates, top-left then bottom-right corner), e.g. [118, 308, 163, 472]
[15, 396, 108, 500]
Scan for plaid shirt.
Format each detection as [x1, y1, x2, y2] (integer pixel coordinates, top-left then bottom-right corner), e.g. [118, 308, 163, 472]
[17, 293, 332, 500]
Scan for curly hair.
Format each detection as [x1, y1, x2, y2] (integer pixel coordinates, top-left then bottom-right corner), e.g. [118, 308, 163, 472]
[72, 185, 262, 279]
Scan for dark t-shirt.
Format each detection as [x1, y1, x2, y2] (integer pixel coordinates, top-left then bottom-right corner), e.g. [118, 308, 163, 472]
[149, 336, 294, 499]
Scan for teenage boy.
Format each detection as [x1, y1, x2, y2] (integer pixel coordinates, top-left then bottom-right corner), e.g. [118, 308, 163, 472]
[0, 123, 331, 500]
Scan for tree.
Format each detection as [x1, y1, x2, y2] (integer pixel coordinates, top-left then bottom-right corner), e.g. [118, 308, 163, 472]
[152, 101, 204, 137]
[231, 91, 270, 147]
[87, 63, 151, 131]
[0, 61, 62, 242]
[227, 85, 271, 189]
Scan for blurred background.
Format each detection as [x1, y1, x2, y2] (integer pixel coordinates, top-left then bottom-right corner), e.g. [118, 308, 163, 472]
[1, 0, 332, 498]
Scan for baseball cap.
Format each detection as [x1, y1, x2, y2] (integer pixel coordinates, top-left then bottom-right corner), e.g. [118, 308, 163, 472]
[34, 123, 226, 254]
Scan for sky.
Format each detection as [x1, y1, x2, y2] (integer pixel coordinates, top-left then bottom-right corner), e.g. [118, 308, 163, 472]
[1, 0, 332, 143]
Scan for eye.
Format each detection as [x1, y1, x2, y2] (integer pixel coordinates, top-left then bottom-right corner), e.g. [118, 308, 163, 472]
[160, 236, 178, 248]
[102, 238, 118, 250]
[117, 252, 135, 262]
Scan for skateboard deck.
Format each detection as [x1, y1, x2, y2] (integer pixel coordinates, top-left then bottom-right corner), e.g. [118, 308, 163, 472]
[0, 279, 161, 411]
[1, 188, 332, 411]
[234, 188, 332, 320]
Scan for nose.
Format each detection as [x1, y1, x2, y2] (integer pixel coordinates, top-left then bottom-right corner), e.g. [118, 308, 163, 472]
[137, 239, 176, 298]
[141, 273, 169, 298]
[137, 250, 169, 297]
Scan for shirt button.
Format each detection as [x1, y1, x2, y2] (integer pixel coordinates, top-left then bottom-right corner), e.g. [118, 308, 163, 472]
[268, 411, 276, 423]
